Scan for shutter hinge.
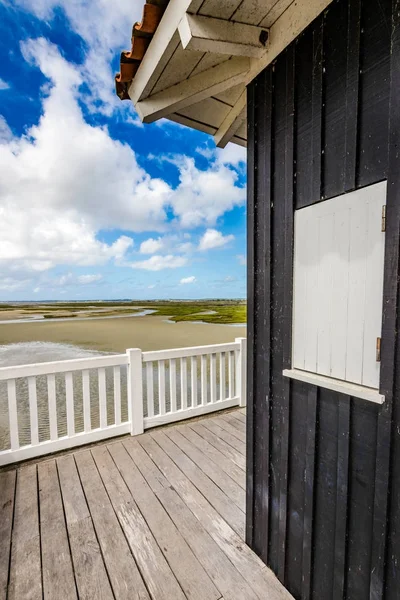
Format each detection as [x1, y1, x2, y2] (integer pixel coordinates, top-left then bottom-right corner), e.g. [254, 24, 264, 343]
[376, 337, 381, 362]
[382, 205, 386, 232]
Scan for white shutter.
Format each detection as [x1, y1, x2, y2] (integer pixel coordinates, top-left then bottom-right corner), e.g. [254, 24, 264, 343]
[292, 181, 386, 389]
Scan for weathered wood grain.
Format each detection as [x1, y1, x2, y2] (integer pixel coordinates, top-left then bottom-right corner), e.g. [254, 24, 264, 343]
[57, 455, 114, 600]
[189, 422, 246, 469]
[8, 465, 42, 600]
[201, 419, 246, 454]
[0, 470, 16, 600]
[38, 460, 77, 599]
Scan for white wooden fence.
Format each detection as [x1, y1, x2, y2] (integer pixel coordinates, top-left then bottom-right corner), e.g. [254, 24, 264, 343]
[0, 338, 246, 466]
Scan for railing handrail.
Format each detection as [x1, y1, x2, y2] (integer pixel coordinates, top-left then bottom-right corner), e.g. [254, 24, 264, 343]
[0, 339, 247, 466]
[0, 353, 128, 380]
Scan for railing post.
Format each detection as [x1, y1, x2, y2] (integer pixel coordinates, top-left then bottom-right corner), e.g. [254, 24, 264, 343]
[235, 337, 247, 407]
[127, 348, 144, 435]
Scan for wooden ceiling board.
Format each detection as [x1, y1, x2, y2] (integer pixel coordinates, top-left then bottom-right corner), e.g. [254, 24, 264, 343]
[231, 0, 278, 25]
[179, 96, 233, 128]
[198, 0, 242, 19]
[259, 0, 296, 27]
[151, 43, 205, 94]
[190, 52, 230, 77]
[215, 82, 246, 106]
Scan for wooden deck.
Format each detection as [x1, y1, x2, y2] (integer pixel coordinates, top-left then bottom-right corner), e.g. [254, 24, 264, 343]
[0, 409, 291, 600]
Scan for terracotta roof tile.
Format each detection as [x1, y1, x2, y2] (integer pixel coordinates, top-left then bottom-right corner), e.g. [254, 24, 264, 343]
[115, 0, 169, 101]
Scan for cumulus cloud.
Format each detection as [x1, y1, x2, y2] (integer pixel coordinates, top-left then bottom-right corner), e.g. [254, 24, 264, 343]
[180, 276, 196, 284]
[140, 237, 164, 254]
[128, 255, 188, 272]
[0, 78, 9, 90]
[78, 274, 103, 284]
[199, 229, 235, 251]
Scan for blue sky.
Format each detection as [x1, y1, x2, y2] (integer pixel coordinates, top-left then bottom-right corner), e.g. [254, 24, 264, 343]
[0, 0, 247, 301]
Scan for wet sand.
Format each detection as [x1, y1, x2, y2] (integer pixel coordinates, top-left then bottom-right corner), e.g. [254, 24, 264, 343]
[0, 315, 246, 353]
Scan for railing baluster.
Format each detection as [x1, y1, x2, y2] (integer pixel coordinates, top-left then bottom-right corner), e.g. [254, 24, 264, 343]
[181, 358, 188, 410]
[159, 360, 166, 415]
[47, 374, 57, 441]
[98, 368, 107, 429]
[82, 369, 91, 432]
[229, 351, 235, 398]
[191, 356, 198, 407]
[65, 372, 75, 437]
[7, 380, 19, 450]
[210, 353, 217, 403]
[146, 363, 154, 417]
[170, 359, 177, 413]
[219, 353, 226, 401]
[201, 355, 207, 405]
[113, 366, 121, 425]
[28, 376, 39, 445]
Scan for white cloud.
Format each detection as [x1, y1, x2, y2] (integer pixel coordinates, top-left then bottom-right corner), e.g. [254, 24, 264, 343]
[129, 255, 188, 271]
[0, 116, 13, 143]
[0, 79, 9, 90]
[180, 276, 196, 284]
[216, 144, 247, 167]
[140, 237, 164, 254]
[78, 274, 103, 284]
[199, 229, 235, 251]
[237, 254, 246, 266]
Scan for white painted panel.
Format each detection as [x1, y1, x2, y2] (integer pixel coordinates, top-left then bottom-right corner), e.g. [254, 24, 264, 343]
[170, 359, 177, 413]
[201, 355, 208, 405]
[7, 380, 19, 450]
[362, 194, 386, 388]
[158, 360, 166, 415]
[181, 358, 188, 410]
[98, 368, 107, 429]
[65, 372, 75, 437]
[191, 356, 198, 407]
[28, 376, 39, 446]
[47, 374, 58, 441]
[292, 181, 386, 389]
[146, 363, 154, 418]
[317, 214, 334, 376]
[219, 353, 226, 400]
[330, 209, 350, 380]
[82, 369, 91, 432]
[113, 366, 121, 426]
[210, 353, 217, 403]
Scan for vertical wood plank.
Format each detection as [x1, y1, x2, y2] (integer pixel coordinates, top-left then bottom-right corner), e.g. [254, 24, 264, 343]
[98, 368, 107, 429]
[201, 355, 208, 405]
[278, 44, 296, 584]
[65, 372, 75, 437]
[301, 386, 318, 600]
[311, 18, 323, 202]
[333, 396, 351, 600]
[219, 353, 225, 401]
[370, 4, 400, 597]
[316, 214, 334, 376]
[210, 354, 217, 404]
[181, 358, 188, 410]
[7, 379, 19, 450]
[344, 0, 361, 191]
[47, 374, 57, 441]
[170, 359, 177, 413]
[28, 376, 39, 446]
[191, 356, 198, 407]
[82, 369, 91, 432]
[147, 363, 155, 417]
[113, 366, 121, 426]
[159, 360, 166, 415]
[0, 470, 16, 597]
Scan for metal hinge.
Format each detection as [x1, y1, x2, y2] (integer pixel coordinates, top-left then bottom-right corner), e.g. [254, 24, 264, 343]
[376, 337, 381, 362]
[382, 205, 386, 232]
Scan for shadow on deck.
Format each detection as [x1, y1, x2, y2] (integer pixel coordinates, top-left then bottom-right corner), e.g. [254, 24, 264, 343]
[0, 409, 292, 600]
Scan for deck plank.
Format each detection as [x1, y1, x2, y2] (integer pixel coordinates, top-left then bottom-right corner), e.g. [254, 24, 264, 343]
[57, 455, 114, 600]
[189, 422, 246, 470]
[0, 470, 16, 600]
[214, 415, 247, 443]
[178, 424, 245, 488]
[151, 430, 245, 537]
[227, 411, 246, 425]
[38, 460, 77, 599]
[75, 450, 150, 600]
[8, 465, 42, 600]
[140, 433, 290, 599]
[108, 441, 221, 600]
[91, 445, 187, 600]
[165, 427, 245, 510]
[200, 419, 246, 454]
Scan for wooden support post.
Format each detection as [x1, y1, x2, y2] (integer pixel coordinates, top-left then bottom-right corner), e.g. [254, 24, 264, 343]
[236, 337, 247, 407]
[127, 348, 144, 436]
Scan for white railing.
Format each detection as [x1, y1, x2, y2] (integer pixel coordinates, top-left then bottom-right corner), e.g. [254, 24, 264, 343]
[0, 338, 246, 466]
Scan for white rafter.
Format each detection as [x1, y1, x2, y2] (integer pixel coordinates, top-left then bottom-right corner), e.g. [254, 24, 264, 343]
[178, 14, 269, 58]
[136, 57, 250, 123]
[214, 90, 247, 148]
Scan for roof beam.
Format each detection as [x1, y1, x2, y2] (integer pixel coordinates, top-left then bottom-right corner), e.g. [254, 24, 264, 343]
[136, 57, 250, 123]
[178, 14, 269, 59]
[214, 90, 247, 148]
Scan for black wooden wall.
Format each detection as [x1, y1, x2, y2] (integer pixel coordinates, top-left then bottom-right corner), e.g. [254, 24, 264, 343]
[246, 1, 400, 598]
